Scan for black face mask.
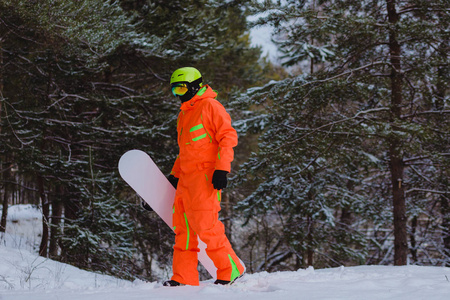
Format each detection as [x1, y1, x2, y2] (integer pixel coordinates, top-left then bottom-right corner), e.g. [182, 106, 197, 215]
[178, 77, 202, 103]
[179, 87, 199, 103]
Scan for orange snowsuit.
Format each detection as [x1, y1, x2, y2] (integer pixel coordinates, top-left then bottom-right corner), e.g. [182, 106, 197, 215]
[170, 85, 245, 286]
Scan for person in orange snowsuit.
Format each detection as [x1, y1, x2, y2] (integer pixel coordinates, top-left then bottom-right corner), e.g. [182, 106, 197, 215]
[163, 67, 245, 286]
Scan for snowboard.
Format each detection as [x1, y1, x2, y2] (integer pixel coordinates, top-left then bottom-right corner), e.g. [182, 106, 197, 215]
[118, 149, 217, 279]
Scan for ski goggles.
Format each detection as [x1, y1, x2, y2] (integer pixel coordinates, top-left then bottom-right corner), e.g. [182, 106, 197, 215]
[171, 83, 189, 96]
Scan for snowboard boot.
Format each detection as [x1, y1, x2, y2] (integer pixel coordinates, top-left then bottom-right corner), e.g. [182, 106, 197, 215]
[214, 279, 232, 285]
[163, 280, 183, 287]
[214, 266, 246, 286]
[215, 258, 247, 285]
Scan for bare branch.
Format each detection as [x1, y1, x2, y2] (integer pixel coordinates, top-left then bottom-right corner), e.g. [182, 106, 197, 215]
[406, 188, 450, 195]
[401, 110, 450, 119]
[404, 153, 450, 163]
[300, 61, 385, 88]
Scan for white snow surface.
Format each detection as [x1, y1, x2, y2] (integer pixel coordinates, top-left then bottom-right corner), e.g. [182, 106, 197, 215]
[1, 205, 450, 299]
[1, 205, 42, 254]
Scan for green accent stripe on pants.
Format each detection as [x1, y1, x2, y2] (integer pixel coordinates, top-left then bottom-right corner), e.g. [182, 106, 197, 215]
[184, 213, 190, 251]
[228, 254, 241, 281]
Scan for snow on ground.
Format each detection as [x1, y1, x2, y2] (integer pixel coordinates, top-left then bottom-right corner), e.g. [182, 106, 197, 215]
[1, 205, 450, 300]
[1, 205, 42, 253]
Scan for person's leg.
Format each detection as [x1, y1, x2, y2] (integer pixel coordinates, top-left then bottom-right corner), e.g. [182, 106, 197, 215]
[184, 170, 245, 282]
[196, 213, 245, 282]
[171, 188, 200, 286]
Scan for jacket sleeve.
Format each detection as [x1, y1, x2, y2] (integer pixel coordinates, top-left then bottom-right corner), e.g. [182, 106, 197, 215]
[207, 99, 238, 172]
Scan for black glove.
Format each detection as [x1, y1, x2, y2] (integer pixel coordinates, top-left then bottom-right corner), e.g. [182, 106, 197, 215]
[212, 170, 229, 190]
[141, 201, 153, 212]
[168, 174, 179, 189]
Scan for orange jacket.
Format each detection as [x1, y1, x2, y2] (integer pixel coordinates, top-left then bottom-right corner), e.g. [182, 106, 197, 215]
[170, 85, 238, 176]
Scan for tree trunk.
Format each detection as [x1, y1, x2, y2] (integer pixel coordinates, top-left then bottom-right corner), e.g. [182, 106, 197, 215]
[0, 33, 3, 103]
[1, 151, 12, 233]
[386, 0, 407, 265]
[49, 185, 64, 258]
[435, 41, 449, 265]
[305, 172, 315, 267]
[410, 216, 418, 262]
[38, 174, 49, 257]
[1, 162, 10, 233]
[441, 195, 450, 266]
[0, 32, 5, 233]
[306, 214, 314, 266]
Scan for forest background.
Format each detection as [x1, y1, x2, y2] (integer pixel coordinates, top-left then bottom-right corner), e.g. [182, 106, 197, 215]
[0, 0, 448, 282]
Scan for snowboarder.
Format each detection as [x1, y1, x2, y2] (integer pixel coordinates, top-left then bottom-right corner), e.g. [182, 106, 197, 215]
[163, 67, 245, 286]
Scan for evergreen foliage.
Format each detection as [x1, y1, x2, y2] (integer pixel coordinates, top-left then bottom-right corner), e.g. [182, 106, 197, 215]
[2, 0, 448, 281]
[1, 0, 265, 280]
[234, 0, 449, 269]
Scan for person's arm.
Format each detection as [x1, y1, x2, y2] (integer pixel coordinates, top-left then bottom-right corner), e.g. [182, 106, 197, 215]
[207, 100, 238, 190]
[208, 100, 238, 173]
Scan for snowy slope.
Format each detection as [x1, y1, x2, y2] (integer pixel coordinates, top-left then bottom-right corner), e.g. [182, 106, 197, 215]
[1, 205, 450, 300]
[1, 253, 449, 300]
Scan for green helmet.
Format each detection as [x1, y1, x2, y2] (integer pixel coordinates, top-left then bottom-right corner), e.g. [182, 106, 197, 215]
[170, 67, 202, 85]
[170, 67, 203, 102]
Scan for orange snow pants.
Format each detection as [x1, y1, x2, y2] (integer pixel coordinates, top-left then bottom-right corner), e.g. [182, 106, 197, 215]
[171, 167, 244, 286]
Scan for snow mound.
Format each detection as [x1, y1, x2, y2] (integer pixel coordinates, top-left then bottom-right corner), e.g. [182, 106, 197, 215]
[0, 246, 131, 291]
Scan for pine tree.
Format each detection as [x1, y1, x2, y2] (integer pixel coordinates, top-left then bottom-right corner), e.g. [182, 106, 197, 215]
[235, 0, 449, 268]
[0, 0, 154, 266]
[1, 0, 267, 279]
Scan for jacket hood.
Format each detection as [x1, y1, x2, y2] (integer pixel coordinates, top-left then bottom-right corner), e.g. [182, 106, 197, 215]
[180, 85, 217, 111]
